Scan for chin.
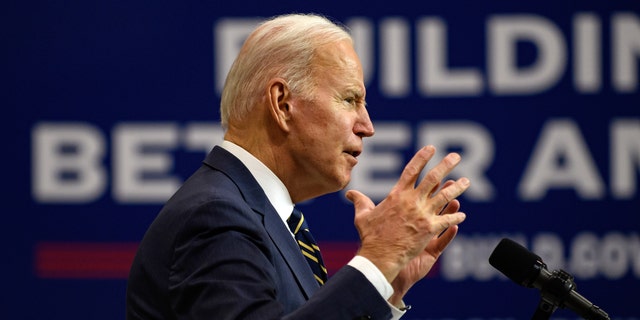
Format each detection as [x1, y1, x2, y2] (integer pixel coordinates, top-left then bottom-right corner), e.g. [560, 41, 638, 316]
[336, 173, 352, 190]
[318, 168, 352, 194]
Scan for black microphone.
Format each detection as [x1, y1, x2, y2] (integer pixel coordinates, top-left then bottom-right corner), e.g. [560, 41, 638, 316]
[489, 238, 610, 320]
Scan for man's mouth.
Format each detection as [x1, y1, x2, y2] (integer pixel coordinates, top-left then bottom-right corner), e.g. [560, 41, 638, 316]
[344, 150, 361, 158]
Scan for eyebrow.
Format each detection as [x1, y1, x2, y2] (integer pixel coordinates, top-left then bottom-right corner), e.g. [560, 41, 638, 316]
[345, 87, 365, 99]
[346, 89, 368, 107]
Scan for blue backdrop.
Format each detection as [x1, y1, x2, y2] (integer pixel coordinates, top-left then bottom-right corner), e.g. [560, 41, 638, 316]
[6, 0, 639, 319]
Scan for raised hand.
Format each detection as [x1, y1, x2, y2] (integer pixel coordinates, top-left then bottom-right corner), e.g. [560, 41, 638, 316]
[346, 145, 470, 304]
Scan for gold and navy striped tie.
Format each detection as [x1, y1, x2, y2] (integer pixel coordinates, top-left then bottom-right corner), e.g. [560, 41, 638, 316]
[287, 208, 328, 285]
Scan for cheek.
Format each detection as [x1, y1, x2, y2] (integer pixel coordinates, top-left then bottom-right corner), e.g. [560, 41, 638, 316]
[321, 111, 352, 133]
[302, 116, 345, 142]
[332, 118, 356, 141]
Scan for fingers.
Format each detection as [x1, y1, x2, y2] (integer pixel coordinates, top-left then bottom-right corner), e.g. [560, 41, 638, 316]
[432, 177, 470, 210]
[396, 146, 465, 201]
[395, 146, 436, 190]
[438, 210, 467, 230]
[431, 224, 459, 253]
[439, 198, 460, 215]
[393, 147, 470, 222]
[416, 152, 461, 197]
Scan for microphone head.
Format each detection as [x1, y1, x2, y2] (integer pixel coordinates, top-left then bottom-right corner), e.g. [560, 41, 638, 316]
[489, 238, 546, 287]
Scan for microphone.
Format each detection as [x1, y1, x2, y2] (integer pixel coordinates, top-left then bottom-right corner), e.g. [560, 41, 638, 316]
[489, 238, 610, 320]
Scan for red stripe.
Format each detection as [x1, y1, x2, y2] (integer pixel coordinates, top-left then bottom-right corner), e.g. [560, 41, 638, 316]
[317, 241, 359, 275]
[35, 241, 434, 279]
[35, 242, 138, 279]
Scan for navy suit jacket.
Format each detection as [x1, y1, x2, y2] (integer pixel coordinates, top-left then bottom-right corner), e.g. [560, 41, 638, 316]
[126, 146, 392, 319]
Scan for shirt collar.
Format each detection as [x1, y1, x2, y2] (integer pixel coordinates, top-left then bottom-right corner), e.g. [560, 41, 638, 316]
[220, 140, 294, 225]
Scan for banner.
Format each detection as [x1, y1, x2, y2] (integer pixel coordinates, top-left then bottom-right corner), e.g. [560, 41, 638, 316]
[7, 0, 639, 319]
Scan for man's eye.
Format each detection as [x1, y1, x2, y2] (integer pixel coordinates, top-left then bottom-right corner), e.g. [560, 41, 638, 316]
[344, 97, 356, 105]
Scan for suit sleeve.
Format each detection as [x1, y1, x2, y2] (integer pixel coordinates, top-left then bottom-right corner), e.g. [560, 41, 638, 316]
[286, 266, 393, 320]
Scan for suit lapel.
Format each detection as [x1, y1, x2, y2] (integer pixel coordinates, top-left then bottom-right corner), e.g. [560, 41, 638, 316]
[262, 207, 320, 298]
[203, 146, 319, 298]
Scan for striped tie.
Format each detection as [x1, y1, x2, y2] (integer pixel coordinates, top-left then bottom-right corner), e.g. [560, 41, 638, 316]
[287, 208, 328, 285]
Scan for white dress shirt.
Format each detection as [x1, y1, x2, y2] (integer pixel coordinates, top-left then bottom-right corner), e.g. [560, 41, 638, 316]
[220, 141, 405, 318]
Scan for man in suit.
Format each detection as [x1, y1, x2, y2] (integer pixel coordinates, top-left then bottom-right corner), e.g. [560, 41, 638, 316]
[126, 13, 470, 319]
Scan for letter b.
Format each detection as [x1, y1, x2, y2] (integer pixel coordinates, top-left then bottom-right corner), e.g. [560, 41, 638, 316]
[32, 122, 106, 203]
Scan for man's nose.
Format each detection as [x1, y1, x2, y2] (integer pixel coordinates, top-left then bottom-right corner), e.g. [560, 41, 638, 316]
[354, 107, 375, 138]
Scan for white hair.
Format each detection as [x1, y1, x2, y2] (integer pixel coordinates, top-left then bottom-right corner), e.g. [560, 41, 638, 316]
[219, 13, 352, 130]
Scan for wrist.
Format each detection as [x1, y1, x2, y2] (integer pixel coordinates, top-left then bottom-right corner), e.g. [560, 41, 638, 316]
[357, 247, 403, 283]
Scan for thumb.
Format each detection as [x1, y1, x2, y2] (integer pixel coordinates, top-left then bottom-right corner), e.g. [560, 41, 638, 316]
[345, 189, 375, 213]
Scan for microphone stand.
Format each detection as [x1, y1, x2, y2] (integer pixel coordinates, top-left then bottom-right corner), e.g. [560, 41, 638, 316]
[531, 296, 559, 320]
[530, 269, 574, 320]
[529, 269, 609, 320]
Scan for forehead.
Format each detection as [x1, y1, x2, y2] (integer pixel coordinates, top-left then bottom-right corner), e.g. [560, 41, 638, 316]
[313, 40, 365, 93]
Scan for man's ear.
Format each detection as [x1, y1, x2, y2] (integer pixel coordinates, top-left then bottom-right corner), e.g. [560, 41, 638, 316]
[267, 78, 292, 132]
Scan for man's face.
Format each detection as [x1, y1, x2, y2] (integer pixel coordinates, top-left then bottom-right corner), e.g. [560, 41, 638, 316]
[287, 40, 375, 199]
